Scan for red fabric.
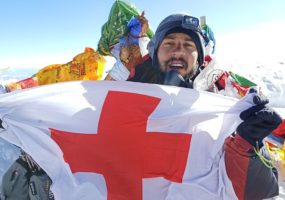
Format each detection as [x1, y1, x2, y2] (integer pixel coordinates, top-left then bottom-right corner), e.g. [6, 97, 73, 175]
[216, 71, 229, 89]
[204, 55, 212, 66]
[128, 54, 150, 79]
[17, 77, 38, 89]
[231, 81, 250, 97]
[224, 134, 253, 200]
[51, 91, 191, 200]
[272, 119, 285, 138]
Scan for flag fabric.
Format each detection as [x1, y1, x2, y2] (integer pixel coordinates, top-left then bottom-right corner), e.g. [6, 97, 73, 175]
[0, 81, 256, 200]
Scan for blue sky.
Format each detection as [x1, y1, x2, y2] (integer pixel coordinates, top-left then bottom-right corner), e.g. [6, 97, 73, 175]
[0, 0, 285, 70]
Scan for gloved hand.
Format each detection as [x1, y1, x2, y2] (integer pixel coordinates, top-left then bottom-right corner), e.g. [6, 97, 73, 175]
[236, 88, 282, 146]
[20, 151, 42, 172]
[127, 16, 142, 38]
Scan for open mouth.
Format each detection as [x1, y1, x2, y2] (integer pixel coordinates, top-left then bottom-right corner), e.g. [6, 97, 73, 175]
[168, 60, 186, 70]
[170, 63, 184, 70]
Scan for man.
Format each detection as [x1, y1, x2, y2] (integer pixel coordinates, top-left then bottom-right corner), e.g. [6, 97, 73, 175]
[128, 13, 282, 199]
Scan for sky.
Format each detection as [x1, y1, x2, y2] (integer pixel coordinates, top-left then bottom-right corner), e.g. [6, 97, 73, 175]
[0, 0, 285, 71]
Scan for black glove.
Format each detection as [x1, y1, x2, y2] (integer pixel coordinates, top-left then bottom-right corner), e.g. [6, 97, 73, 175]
[236, 88, 282, 146]
[0, 119, 3, 129]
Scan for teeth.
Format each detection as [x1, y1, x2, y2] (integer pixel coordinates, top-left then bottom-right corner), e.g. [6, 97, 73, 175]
[171, 63, 183, 67]
[168, 60, 185, 69]
[170, 63, 184, 69]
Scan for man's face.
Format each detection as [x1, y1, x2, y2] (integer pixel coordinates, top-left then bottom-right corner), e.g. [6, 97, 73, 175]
[157, 32, 199, 78]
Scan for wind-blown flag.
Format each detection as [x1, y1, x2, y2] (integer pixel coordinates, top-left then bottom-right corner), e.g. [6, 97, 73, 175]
[0, 81, 256, 200]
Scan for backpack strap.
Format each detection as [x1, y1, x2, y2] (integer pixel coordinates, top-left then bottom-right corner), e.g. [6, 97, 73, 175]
[1, 154, 54, 200]
[1, 157, 31, 199]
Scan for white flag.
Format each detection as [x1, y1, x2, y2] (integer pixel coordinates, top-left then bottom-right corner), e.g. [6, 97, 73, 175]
[0, 81, 256, 200]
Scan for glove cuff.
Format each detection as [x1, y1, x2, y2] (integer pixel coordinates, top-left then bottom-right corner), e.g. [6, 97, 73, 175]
[236, 130, 264, 147]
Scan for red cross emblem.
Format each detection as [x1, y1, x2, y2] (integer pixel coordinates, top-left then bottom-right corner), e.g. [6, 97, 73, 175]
[51, 91, 192, 200]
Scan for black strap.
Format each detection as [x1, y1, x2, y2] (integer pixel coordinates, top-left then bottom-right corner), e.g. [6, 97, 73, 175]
[15, 157, 32, 177]
[0, 119, 3, 129]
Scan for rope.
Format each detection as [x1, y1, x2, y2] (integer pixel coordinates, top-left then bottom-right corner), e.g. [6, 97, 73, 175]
[253, 144, 274, 169]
